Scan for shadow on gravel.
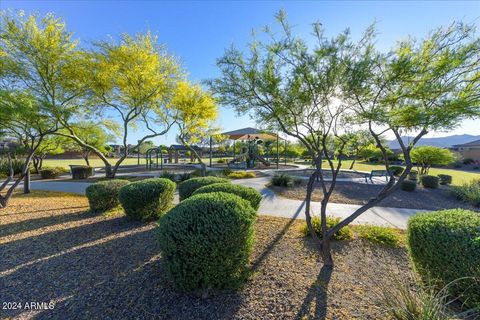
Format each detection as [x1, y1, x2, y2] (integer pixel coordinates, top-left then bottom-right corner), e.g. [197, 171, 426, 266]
[294, 264, 333, 320]
[0, 216, 142, 273]
[0, 209, 93, 238]
[251, 200, 304, 271]
[1, 224, 243, 320]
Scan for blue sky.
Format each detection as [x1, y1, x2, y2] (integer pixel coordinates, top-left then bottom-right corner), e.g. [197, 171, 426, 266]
[2, 1, 480, 145]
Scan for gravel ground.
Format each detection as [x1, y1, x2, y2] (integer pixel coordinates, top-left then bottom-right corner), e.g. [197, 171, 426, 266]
[270, 181, 478, 211]
[1, 191, 412, 319]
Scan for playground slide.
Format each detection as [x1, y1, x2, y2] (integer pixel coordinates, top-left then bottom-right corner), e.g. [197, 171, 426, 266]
[230, 151, 249, 163]
[252, 153, 271, 166]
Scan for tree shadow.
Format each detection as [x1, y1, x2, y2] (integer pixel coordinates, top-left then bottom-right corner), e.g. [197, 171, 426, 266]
[0, 216, 142, 272]
[294, 264, 333, 320]
[0, 205, 89, 217]
[250, 200, 304, 271]
[0, 209, 94, 238]
[1, 224, 244, 320]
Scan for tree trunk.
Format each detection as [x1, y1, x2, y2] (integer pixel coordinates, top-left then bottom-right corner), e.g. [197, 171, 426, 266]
[57, 132, 113, 178]
[32, 156, 40, 174]
[23, 170, 30, 194]
[349, 158, 356, 170]
[83, 151, 91, 167]
[321, 237, 334, 266]
[39, 157, 44, 171]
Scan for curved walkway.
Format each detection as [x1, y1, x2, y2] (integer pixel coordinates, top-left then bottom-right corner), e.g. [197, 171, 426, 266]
[21, 175, 426, 229]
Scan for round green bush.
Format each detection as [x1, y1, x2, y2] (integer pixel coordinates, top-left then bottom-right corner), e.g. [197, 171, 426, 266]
[400, 179, 417, 192]
[271, 173, 293, 187]
[437, 174, 452, 185]
[86, 179, 130, 212]
[71, 166, 94, 179]
[39, 167, 67, 179]
[157, 192, 256, 290]
[119, 178, 175, 221]
[192, 183, 262, 211]
[389, 165, 404, 176]
[407, 209, 480, 308]
[177, 176, 229, 200]
[408, 170, 418, 181]
[420, 175, 439, 189]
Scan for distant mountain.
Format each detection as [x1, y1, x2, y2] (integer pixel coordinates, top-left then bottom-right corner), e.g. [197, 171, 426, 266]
[388, 134, 480, 149]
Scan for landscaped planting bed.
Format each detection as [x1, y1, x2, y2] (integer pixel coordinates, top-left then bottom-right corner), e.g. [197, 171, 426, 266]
[270, 180, 477, 211]
[1, 191, 412, 319]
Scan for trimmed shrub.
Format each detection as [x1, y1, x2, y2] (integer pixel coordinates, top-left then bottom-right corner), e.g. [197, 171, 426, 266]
[221, 168, 233, 176]
[452, 179, 480, 206]
[157, 192, 256, 290]
[271, 173, 293, 187]
[178, 176, 229, 200]
[216, 158, 226, 163]
[0, 157, 24, 176]
[192, 183, 262, 211]
[302, 216, 354, 241]
[119, 178, 175, 221]
[39, 167, 67, 179]
[389, 165, 404, 176]
[463, 158, 474, 165]
[356, 225, 402, 247]
[437, 174, 452, 185]
[159, 171, 176, 181]
[86, 179, 130, 212]
[71, 166, 94, 179]
[408, 170, 418, 181]
[420, 175, 439, 189]
[407, 209, 480, 308]
[400, 179, 417, 192]
[227, 171, 256, 179]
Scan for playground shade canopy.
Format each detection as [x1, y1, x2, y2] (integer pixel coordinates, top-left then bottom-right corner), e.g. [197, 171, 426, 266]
[221, 127, 282, 141]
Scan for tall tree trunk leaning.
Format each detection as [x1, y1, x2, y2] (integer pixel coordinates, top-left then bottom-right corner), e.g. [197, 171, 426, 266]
[57, 131, 113, 178]
[349, 158, 356, 170]
[82, 150, 91, 166]
[0, 149, 37, 209]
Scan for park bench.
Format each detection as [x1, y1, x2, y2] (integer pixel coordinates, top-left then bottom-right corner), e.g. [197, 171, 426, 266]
[364, 170, 391, 183]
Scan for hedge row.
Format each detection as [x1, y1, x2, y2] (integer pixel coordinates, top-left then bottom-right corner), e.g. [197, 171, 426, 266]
[407, 209, 480, 308]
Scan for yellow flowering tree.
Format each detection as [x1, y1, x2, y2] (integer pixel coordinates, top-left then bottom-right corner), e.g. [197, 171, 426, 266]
[0, 12, 81, 206]
[171, 81, 218, 174]
[88, 32, 181, 177]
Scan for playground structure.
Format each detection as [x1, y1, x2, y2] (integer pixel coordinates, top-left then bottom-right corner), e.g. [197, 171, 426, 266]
[145, 145, 203, 169]
[221, 127, 286, 169]
[141, 128, 287, 171]
[230, 137, 270, 169]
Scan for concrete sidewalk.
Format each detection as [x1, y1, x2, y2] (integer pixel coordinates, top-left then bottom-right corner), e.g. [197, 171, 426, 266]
[231, 177, 424, 229]
[22, 176, 424, 229]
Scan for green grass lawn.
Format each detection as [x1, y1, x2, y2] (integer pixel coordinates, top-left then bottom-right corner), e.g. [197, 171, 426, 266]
[42, 158, 145, 169]
[43, 157, 478, 186]
[42, 157, 209, 169]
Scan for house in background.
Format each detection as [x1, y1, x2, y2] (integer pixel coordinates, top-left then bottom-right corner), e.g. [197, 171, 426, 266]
[451, 139, 480, 161]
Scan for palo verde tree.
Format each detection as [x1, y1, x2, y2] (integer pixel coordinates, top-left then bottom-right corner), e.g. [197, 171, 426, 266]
[339, 22, 480, 238]
[210, 12, 357, 265]
[32, 135, 65, 173]
[0, 91, 57, 208]
[410, 146, 455, 175]
[343, 130, 377, 169]
[84, 32, 181, 177]
[0, 12, 91, 172]
[62, 121, 114, 166]
[210, 12, 480, 266]
[171, 81, 218, 175]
